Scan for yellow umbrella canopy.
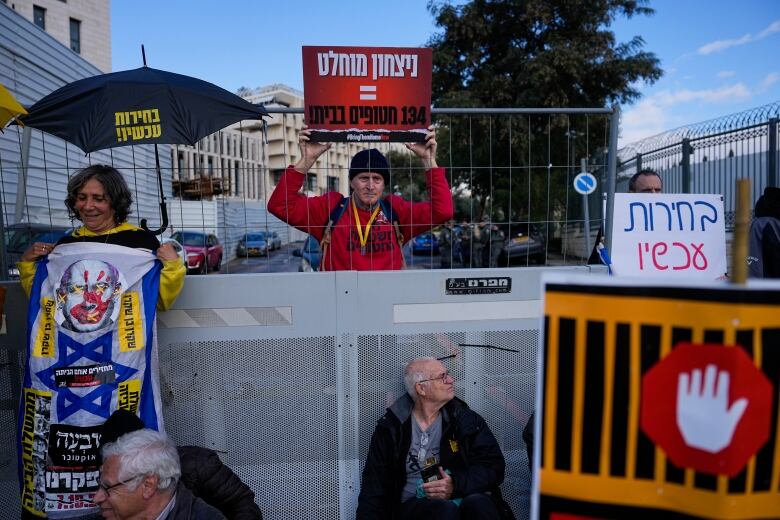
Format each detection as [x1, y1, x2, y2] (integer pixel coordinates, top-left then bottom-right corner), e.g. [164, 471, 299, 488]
[0, 83, 27, 129]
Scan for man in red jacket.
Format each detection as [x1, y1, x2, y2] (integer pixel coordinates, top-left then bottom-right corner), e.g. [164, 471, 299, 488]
[268, 127, 453, 271]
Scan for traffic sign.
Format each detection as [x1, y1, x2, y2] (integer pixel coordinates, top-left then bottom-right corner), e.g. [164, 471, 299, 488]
[641, 342, 773, 477]
[573, 172, 597, 195]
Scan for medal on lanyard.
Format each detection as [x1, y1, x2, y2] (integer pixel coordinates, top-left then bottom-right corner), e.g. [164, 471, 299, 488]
[352, 198, 381, 255]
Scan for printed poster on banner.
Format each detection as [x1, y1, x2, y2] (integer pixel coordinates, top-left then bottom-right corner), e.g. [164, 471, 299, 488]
[18, 242, 164, 518]
[302, 45, 432, 142]
[532, 275, 780, 520]
[610, 193, 727, 279]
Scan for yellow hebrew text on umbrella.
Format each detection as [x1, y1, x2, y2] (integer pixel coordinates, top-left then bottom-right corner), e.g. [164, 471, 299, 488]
[114, 108, 161, 143]
[0, 83, 28, 129]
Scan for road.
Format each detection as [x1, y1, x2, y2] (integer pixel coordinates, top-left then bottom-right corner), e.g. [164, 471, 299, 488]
[206, 241, 567, 275]
[220, 243, 305, 274]
[211, 241, 439, 274]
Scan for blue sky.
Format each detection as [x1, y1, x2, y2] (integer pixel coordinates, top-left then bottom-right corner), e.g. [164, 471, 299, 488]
[112, 0, 780, 147]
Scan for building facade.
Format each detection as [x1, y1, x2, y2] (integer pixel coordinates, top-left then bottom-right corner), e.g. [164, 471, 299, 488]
[3, 0, 110, 72]
[242, 83, 352, 197]
[0, 4, 165, 234]
[171, 83, 413, 202]
[171, 129, 265, 201]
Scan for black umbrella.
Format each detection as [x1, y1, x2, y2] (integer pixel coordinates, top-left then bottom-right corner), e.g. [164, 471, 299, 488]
[20, 63, 267, 233]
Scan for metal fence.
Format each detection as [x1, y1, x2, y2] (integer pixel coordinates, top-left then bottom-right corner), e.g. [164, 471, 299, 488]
[1, 107, 618, 275]
[617, 102, 780, 228]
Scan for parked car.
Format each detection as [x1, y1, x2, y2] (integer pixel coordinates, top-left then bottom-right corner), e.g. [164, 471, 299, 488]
[5, 223, 71, 278]
[291, 235, 321, 272]
[498, 224, 546, 266]
[236, 232, 270, 257]
[267, 231, 282, 251]
[160, 237, 187, 268]
[171, 231, 223, 274]
[411, 231, 439, 254]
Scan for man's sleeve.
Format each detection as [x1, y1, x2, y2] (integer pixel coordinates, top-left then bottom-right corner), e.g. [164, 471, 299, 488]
[449, 414, 506, 498]
[393, 167, 454, 242]
[179, 446, 263, 520]
[761, 221, 780, 278]
[356, 426, 394, 520]
[267, 166, 332, 241]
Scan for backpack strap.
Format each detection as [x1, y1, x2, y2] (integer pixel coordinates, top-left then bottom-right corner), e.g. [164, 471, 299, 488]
[379, 198, 406, 269]
[319, 196, 349, 272]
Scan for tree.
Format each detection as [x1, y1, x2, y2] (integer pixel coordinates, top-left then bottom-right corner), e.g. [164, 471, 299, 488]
[427, 0, 662, 230]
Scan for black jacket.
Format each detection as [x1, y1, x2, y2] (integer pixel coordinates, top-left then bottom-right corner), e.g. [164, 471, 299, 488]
[178, 446, 263, 520]
[749, 187, 780, 278]
[356, 394, 515, 519]
[748, 216, 780, 278]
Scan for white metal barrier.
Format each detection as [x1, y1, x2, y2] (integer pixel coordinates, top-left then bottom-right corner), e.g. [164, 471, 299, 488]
[0, 265, 607, 519]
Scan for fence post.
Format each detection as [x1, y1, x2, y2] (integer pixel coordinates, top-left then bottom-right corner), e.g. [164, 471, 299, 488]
[605, 106, 620, 254]
[636, 153, 642, 173]
[15, 126, 32, 224]
[681, 138, 692, 193]
[768, 118, 778, 188]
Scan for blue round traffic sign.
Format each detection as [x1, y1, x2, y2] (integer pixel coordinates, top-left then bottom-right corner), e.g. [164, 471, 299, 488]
[573, 172, 597, 195]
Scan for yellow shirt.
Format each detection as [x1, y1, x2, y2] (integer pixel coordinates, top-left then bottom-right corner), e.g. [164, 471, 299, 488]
[17, 222, 185, 311]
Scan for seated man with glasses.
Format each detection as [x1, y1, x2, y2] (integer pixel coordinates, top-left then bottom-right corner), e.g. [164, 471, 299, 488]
[95, 428, 225, 519]
[357, 357, 514, 519]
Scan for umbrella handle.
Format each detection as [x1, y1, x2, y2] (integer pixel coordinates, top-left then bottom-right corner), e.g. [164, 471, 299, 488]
[141, 201, 168, 236]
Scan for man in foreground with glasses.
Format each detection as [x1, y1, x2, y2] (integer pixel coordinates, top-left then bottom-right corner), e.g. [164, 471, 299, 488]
[94, 429, 225, 519]
[357, 357, 514, 519]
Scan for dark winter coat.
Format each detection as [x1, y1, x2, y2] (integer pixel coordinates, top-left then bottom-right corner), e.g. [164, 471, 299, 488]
[356, 394, 515, 519]
[178, 446, 263, 520]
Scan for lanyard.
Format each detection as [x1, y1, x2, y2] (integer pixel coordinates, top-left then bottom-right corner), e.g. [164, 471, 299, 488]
[351, 197, 381, 254]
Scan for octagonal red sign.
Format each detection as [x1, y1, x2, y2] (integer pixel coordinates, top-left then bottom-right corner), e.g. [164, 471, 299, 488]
[640, 342, 773, 477]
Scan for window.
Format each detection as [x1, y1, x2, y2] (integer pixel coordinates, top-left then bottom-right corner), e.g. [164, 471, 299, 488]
[33, 5, 46, 30]
[69, 18, 81, 54]
[327, 176, 339, 193]
[307, 173, 318, 192]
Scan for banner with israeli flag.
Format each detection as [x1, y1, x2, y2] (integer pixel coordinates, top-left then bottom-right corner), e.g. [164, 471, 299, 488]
[17, 242, 163, 518]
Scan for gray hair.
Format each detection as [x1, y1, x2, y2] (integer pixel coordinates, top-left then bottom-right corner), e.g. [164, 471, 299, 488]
[404, 357, 437, 400]
[101, 429, 180, 492]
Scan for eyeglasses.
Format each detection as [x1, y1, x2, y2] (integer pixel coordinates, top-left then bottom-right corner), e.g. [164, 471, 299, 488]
[417, 371, 453, 385]
[97, 474, 142, 495]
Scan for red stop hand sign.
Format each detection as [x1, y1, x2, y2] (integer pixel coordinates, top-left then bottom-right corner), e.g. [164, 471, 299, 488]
[641, 343, 773, 477]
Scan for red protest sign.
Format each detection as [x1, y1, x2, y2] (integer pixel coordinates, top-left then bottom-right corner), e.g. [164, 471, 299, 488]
[641, 342, 773, 477]
[302, 46, 432, 143]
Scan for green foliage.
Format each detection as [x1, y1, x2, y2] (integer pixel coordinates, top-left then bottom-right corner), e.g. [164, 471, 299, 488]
[427, 0, 662, 223]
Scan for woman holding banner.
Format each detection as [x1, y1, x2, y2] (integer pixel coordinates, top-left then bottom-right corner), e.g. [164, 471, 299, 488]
[16, 164, 184, 518]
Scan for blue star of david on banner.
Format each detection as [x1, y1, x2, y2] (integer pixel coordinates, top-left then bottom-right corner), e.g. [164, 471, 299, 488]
[35, 331, 138, 421]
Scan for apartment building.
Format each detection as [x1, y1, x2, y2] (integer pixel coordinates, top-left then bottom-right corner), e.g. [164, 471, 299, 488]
[242, 83, 352, 197]
[171, 129, 265, 201]
[171, 83, 412, 202]
[3, 0, 110, 72]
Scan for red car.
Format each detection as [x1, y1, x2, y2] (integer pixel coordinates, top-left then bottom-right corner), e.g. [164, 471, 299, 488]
[171, 231, 223, 274]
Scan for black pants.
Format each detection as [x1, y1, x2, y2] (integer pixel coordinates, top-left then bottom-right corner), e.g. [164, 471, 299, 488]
[399, 493, 500, 519]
